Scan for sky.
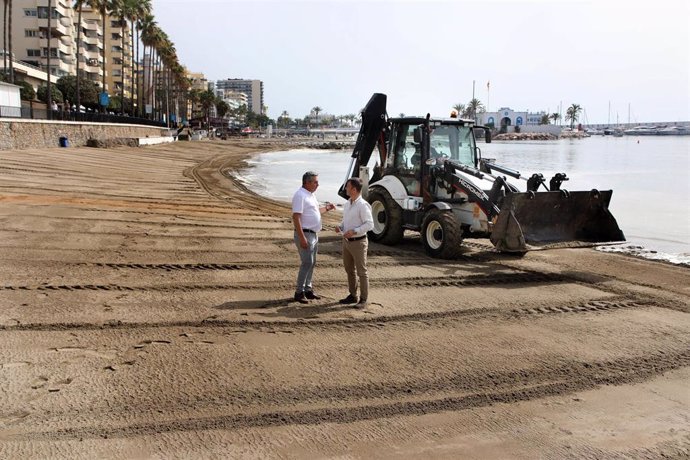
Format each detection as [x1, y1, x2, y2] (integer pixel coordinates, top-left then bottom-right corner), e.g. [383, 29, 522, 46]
[152, 0, 690, 124]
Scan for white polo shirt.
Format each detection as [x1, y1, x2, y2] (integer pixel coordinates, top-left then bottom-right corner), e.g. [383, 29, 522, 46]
[292, 187, 322, 232]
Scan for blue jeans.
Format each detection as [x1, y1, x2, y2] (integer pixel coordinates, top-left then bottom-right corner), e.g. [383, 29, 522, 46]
[294, 231, 318, 293]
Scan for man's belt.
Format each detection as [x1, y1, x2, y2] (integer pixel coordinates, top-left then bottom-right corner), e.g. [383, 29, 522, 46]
[302, 229, 316, 233]
[346, 235, 366, 241]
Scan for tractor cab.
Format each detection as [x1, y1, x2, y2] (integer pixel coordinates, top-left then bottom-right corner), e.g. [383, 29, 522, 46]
[385, 118, 481, 199]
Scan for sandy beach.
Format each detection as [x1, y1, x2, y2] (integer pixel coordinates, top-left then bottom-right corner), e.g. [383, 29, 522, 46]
[0, 139, 688, 459]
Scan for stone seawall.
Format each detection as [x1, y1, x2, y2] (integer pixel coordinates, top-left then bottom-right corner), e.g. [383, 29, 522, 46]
[0, 119, 167, 150]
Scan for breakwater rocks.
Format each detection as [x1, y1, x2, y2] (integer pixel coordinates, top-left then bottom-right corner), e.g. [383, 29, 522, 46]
[494, 132, 558, 141]
[493, 131, 590, 141]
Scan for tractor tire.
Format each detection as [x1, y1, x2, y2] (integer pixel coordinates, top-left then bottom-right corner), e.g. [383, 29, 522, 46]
[367, 188, 404, 245]
[421, 208, 464, 259]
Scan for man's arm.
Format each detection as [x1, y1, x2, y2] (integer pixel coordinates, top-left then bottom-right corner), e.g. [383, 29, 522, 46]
[357, 203, 375, 235]
[292, 213, 308, 249]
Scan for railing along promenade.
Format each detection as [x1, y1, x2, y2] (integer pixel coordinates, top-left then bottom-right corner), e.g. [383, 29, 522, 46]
[0, 104, 166, 128]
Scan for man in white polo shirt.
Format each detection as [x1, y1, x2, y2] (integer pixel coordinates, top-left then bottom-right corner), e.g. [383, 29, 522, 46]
[292, 171, 334, 304]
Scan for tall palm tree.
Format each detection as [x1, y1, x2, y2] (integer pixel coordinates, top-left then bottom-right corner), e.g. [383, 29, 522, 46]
[2, 0, 14, 82]
[452, 103, 465, 116]
[550, 112, 561, 125]
[138, 13, 157, 117]
[466, 98, 484, 120]
[565, 103, 582, 129]
[46, 0, 52, 118]
[116, 0, 148, 115]
[125, 0, 150, 117]
[311, 106, 321, 124]
[73, 0, 99, 113]
[94, 0, 121, 111]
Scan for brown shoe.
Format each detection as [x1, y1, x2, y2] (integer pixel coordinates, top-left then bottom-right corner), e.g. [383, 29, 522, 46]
[339, 294, 358, 304]
[354, 299, 368, 309]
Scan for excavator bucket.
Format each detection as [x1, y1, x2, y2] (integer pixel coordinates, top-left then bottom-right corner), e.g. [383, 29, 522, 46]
[490, 189, 625, 252]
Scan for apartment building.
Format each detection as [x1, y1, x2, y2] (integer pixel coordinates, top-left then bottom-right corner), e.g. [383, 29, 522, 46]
[2, 1, 130, 99]
[216, 89, 247, 111]
[5, 0, 77, 78]
[80, 5, 132, 99]
[215, 79, 264, 114]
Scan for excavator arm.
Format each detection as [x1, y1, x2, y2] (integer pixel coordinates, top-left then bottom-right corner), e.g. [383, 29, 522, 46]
[338, 93, 388, 199]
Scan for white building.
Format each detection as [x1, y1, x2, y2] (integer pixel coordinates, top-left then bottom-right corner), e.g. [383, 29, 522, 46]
[479, 107, 548, 130]
[215, 78, 263, 114]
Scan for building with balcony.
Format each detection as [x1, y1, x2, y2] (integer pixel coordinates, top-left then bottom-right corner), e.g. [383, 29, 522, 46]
[215, 78, 263, 114]
[216, 89, 247, 111]
[1, 1, 133, 102]
[4, 0, 77, 78]
[80, 5, 131, 100]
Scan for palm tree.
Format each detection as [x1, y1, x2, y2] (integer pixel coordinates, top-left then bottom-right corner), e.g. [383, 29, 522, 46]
[127, 0, 151, 117]
[540, 114, 551, 125]
[215, 99, 229, 119]
[311, 106, 321, 124]
[550, 112, 561, 125]
[2, 0, 14, 82]
[199, 88, 215, 130]
[94, 0, 122, 111]
[116, 0, 149, 116]
[138, 13, 157, 117]
[46, 0, 53, 118]
[466, 98, 484, 120]
[565, 103, 582, 129]
[452, 103, 465, 117]
[74, 0, 99, 113]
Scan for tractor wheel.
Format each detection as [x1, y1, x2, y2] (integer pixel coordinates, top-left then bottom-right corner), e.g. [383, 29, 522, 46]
[421, 208, 464, 259]
[367, 188, 404, 245]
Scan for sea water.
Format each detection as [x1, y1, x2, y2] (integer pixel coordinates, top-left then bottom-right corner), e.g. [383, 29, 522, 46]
[237, 136, 690, 265]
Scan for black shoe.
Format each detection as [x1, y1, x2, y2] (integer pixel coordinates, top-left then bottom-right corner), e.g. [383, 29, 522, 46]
[339, 294, 358, 304]
[294, 292, 309, 304]
[304, 291, 321, 300]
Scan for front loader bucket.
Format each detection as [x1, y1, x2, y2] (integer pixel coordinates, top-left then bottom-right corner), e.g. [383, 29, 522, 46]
[490, 189, 625, 252]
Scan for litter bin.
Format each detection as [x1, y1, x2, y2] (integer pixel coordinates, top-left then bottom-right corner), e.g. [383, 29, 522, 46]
[59, 136, 69, 148]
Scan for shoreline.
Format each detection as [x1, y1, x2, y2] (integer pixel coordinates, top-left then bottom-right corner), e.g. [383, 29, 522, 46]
[232, 141, 690, 267]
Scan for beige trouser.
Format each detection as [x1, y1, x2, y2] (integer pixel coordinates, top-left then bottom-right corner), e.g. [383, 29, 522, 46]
[342, 238, 369, 301]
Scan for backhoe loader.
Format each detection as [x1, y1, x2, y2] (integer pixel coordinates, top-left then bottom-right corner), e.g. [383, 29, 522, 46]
[338, 93, 625, 258]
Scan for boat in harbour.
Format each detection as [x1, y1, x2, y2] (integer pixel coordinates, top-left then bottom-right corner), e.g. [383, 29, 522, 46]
[656, 126, 689, 135]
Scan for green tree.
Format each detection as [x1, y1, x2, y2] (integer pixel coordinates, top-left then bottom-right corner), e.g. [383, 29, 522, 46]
[215, 99, 230, 118]
[550, 112, 561, 125]
[38, 85, 63, 103]
[56, 75, 99, 107]
[18, 81, 36, 100]
[198, 89, 215, 129]
[452, 103, 465, 117]
[540, 114, 551, 125]
[565, 103, 582, 129]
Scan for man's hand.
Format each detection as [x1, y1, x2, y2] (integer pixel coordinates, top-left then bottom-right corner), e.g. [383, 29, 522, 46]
[343, 230, 355, 239]
[299, 237, 308, 249]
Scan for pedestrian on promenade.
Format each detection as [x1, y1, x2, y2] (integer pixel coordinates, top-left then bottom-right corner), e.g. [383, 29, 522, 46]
[292, 171, 335, 304]
[336, 178, 374, 308]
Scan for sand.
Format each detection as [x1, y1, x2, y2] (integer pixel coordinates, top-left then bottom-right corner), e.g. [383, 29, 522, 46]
[0, 139, 688, 459]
